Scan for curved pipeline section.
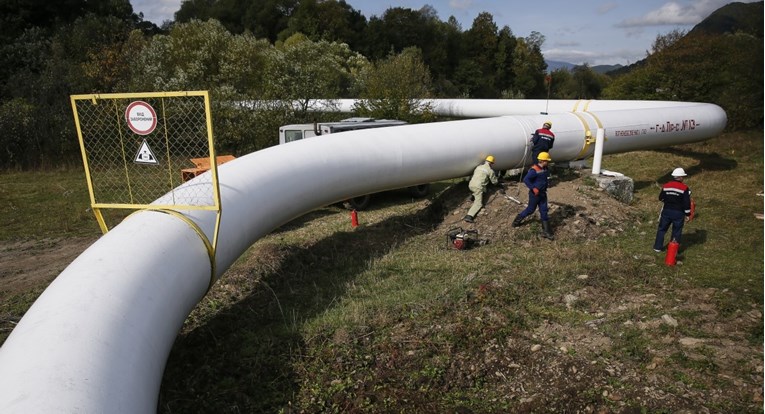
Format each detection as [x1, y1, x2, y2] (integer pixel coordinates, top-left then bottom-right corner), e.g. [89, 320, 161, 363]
[0, 100, 726, 413]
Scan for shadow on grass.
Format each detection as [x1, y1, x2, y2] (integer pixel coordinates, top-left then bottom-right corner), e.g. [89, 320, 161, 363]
[270, 205, 344, 233]
[654, 148, 738, 181]
[158, 188, 452, 413]
[270, 185, 441, 234]
[679, 228, 708, 252]
[632, 149, 736, 192]
[634, 180, 657, 191]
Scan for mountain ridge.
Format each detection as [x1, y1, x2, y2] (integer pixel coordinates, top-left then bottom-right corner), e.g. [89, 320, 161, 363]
[546, 60, 623, 74]
[547, 2, 762, 76]
[606, 1, 762, 76]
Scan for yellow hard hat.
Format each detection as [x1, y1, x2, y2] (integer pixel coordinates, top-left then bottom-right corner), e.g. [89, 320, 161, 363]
[543, 121, 552, 128]
[537, 152, 552, 161]
[485, 155, 495, 163]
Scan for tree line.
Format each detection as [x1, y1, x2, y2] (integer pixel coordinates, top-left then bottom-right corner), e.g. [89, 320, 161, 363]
[0, 0, 761, 169]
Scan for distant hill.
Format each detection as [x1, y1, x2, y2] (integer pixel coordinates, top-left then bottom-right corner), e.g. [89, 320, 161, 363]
[592, 64, 623, 74]
[607, 1, 763, 76]
[546, 60, 623, 74]
[546, 60, 575, 71]
[688, 1, 763, 38]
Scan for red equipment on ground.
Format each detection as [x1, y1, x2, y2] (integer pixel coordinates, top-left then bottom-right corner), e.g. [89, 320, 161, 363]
[665, 240, 680, 266]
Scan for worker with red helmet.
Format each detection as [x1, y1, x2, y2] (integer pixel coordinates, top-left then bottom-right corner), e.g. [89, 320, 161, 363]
[653, 167, 692, 252]
[531, 121, 555, 163]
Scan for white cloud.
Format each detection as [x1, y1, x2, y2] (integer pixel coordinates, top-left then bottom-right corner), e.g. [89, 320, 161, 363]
[617, 0, 739, 28]
[597, 2, 618, 15]
[543, 47, 646, 66]
[132, 0, 181, 24]
[554, 40, 581, 47]
[448, 0, 475, 11]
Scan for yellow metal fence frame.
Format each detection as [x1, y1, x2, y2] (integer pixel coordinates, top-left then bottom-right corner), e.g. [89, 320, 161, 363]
[70, 91, 223, 286]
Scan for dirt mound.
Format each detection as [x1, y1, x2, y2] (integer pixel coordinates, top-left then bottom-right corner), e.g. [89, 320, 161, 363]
[437, 169, 636, 244]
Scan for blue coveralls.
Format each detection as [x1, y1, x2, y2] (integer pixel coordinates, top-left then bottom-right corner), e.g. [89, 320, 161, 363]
[531, 127, 555, 162]
[518, 164, 549, 221]
[653, 179, 692, 250]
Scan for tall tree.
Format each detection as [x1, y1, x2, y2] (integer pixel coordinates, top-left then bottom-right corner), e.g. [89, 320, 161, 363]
[242, 0, 297, 41]
[548, 68, 574, 99]
[0, 0, 135, 41]
[256, 34, 368, 147]
[0, 0, 141, 98]
[264, 33, 363, 104]
[570, 64, 608, 99]
[460, 12, 499, 98]
[0, 13, 139, 169]
[130, 19, 234, 91]
[129, 19, 268, 153]
[494, 26, 517, 97]
[361, 7, 431, 61]
[175, 0, 215, 23]
[353, 47, 435, 122]
[430, 16, 463, 97]
[176, 0, 297, 41]
[510, 31, 547, 98]
[412, 5, 452, 88]
[277, 0, 367, 51]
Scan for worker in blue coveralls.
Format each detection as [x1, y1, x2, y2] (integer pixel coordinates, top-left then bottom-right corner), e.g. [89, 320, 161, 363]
[531, 121, 555, 162]
[653, 167, 692, 252]
[513, 152, 554, 240]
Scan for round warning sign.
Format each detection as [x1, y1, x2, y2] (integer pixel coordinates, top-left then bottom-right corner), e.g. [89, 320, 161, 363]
[125, 101, 157, 135]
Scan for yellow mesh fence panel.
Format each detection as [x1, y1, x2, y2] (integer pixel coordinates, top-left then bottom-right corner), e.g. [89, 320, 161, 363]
[71, 92, 219, 211]
[71, 91, 223, 286]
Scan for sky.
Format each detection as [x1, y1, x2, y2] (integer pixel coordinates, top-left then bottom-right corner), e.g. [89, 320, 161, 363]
[129, 0, 757, 66]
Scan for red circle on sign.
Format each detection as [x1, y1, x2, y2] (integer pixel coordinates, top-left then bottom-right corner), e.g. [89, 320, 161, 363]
[125, 101, 157, 135]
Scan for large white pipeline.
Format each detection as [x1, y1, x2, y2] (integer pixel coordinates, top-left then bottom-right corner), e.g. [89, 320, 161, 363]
[310, 98, 704, 118]
[0, 100, 726, 413]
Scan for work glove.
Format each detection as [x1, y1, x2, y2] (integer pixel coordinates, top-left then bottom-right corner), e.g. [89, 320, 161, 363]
[532, 188, 539, 196]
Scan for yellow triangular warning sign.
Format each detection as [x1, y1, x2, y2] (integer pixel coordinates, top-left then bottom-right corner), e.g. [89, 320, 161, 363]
[134, 139, 158, 165]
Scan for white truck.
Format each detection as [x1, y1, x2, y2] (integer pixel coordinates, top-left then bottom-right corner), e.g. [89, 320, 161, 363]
[278, 117, 407, 145]
[278, 117, 430, 210]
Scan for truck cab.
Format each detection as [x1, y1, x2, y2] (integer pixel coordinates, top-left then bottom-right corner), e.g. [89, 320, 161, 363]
[277, 117, 429, 210]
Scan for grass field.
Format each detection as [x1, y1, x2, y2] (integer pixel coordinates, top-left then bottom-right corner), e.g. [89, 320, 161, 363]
[0, 130, 762, 413]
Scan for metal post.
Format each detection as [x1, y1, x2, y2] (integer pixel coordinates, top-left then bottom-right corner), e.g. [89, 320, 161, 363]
[591, 128, 605, 175]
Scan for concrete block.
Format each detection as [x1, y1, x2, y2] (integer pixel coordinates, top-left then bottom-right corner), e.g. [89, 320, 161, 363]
[594, 174, 634, 204]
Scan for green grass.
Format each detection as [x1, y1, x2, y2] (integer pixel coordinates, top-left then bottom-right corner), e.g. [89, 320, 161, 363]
[0, 168, 101, 239]
[605, 131, 764, 304]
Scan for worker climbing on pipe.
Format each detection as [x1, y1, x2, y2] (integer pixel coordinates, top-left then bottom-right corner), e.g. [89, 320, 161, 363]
[513, 152, 554, 240]
[653, 167, 693, 252]
[531, 121, 555, 163]
[464, 155, 501, 223]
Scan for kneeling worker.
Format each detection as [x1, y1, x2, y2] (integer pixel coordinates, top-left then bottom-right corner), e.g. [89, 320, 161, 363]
[464, 155, 500, 223]
[513, 152, 554, 240]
